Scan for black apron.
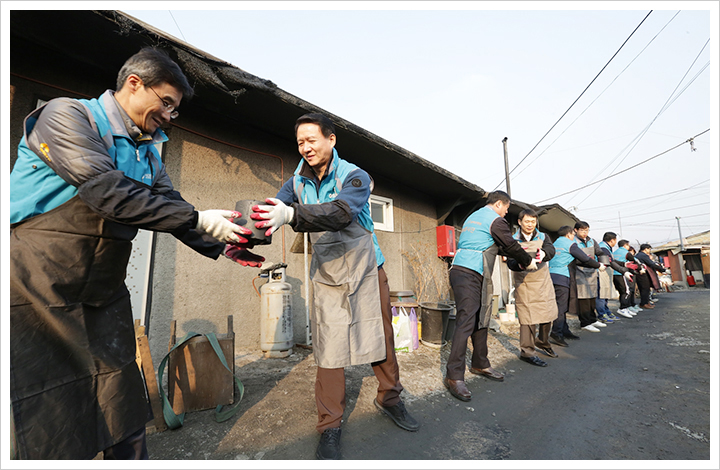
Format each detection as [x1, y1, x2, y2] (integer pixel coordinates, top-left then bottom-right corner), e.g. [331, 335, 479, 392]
[10, 196, 150, 459]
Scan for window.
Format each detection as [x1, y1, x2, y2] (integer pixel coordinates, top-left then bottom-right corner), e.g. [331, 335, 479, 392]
[370, 195, 394, 232]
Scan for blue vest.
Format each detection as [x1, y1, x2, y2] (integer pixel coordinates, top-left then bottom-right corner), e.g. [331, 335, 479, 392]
[10, 91, 166, 224]
[575, 237, 596, 259]
[512, 229, 545, 242]
[613, 246, 629, 276]
[452, 206, 500, 275]
[548, 236, 576, 278]
[292, 148, 385, 267]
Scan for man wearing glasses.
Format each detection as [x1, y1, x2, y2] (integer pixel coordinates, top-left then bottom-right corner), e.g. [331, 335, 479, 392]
[9, 47, 256, 460]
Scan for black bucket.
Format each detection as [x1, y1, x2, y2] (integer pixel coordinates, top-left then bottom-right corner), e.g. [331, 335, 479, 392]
[234, 199, 272, 246]
[420, 302, 452, 346]
[443, 301, 457, 342]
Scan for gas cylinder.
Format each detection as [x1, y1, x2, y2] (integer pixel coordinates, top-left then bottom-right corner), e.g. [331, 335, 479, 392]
[259, 263, 293, 358]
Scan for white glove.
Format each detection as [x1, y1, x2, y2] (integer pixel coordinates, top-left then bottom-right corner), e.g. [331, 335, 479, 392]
[196, 210, 246, 243]
[624, 271, 634, 281]
[526, 259, 539, 271]
[251, 198, 295, 236]
[598, 264, 607, 272]
[537, 249, 546, 262]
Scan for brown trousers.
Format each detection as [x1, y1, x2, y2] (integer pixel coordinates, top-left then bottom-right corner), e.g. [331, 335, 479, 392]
[315, 266, 403, 432]
[519, 322, 551, 358]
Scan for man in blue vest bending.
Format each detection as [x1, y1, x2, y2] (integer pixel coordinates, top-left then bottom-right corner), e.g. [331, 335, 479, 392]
[444, 191, 536, 402]
[9, 48, 257, 460]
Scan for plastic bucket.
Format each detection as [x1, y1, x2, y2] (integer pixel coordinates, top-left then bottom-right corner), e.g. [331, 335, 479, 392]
[419, 302, 452, 346]
[234, 200, 272, 246]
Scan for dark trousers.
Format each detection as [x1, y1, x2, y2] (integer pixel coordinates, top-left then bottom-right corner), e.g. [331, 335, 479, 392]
[315, 267, 403, 433]
[578, 298, 597, 327]
[446, 267, 491, 381]
[102, 427, 148, 460]
[551, 284, 572, 337]
[637, 272, 651, 305]
[519, 322, 551, 357]
[613, 275, 631, 309]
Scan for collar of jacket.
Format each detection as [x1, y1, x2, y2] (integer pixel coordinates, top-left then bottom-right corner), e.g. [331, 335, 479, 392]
[513, 228, 539, 241]
[101, 90, 168, 146]
[295, 148, 339, 184]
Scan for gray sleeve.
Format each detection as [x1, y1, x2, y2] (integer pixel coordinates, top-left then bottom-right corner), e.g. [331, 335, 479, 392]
[29, 97, 197, 232]
[25, 98, 116, 187]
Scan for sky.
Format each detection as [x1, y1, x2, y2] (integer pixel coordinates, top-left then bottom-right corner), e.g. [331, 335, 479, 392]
[121, 2, 717, 248]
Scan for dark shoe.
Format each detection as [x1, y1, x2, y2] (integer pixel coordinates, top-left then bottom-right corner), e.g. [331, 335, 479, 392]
[549, 333, 568, 347]
[564, 331, 581, 340]
[444, 377, 472, 401]
[520, 355, 548, 367]
[374, 399, 420, 432]
[640, 303, 655, 309]
[537, 346, 558, 358]
[316, 427, 341, 460]
[469, 366, 505, 382]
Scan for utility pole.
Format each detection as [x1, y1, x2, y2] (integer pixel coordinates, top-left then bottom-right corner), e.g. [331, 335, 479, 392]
[676, 217, 688, 288]
[618, 212, 622, 235]
[502, 137, 511, 198]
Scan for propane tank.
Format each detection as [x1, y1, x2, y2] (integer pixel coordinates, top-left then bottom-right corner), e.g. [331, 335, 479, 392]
[259, 263, 293, 358]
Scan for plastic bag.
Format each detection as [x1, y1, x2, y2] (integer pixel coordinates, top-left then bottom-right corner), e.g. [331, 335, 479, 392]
[408, 307, 419, 350]
[391, 306, 412, 353]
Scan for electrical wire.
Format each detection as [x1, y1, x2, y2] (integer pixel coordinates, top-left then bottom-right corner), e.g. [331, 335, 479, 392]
[512, 11, 680, 181]
[533, 129, 709, 204]
[493, 10, 653, 191]
[168, 11, 188, 42]
[578, 179, 709, 212]
[570, 38, 710, 206]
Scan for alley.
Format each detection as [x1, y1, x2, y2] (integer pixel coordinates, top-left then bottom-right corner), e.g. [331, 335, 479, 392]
[146, 289, 710, 461]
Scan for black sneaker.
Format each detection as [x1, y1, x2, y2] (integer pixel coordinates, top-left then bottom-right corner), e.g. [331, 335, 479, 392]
[564, 331, 581, 340]
[316, 427, 341, 460]
[374, 399, 420, 431]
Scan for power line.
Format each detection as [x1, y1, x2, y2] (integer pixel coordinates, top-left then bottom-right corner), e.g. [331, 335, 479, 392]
[513, 11, 679, 181]
[578, 179, 709, 211]
[533, 129, 709, 204]
[168, 11, 187, 42]
[590, 206, 709, 223]
[570, 37, 710, 206]
[493, 10, 653, 191]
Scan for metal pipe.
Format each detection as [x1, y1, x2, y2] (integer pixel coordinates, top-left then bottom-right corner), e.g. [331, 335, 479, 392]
[502, 137, 511, 198]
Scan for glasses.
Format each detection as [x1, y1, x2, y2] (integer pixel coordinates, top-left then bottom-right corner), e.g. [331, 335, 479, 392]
[148, 86, 179, 120]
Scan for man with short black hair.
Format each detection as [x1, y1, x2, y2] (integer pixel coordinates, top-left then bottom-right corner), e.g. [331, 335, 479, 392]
[598, 232, 631, 323]
[253, 113, 418, 460]
[443, 191, 536, 400]
[506, 209, 557, 367]
[572, 222, 611, 333]
[10, 47, 256, 460]
[636, 244, 666, 309]
[548, 225, 601, 346]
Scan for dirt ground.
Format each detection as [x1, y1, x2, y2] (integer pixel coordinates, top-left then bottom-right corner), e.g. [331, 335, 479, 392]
[145, 287, 711, 462]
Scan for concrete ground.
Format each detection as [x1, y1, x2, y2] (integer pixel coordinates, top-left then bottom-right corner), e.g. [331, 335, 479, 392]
[144, 287, 711, 462]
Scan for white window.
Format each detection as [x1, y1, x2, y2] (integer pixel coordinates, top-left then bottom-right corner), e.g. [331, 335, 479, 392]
[370, 195, 394, 232]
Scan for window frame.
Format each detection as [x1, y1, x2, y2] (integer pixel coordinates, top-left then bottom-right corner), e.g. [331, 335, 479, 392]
[369, 194, 394, 232]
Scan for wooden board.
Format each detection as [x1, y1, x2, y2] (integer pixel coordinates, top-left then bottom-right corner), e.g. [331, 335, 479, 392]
[134, 320, 167, 433]
[167, 316, 235, 414]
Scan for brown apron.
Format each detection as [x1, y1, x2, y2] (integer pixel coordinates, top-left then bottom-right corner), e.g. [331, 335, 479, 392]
[598, 268, 617, 299]
[10, 196, 150, 459]
[575, 244, 599, 299]
[309, 220, 385, 368]
[512, 239, 558, 325]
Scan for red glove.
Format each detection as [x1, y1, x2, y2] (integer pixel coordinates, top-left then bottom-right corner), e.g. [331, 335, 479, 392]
[224, 244, 265, 268]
